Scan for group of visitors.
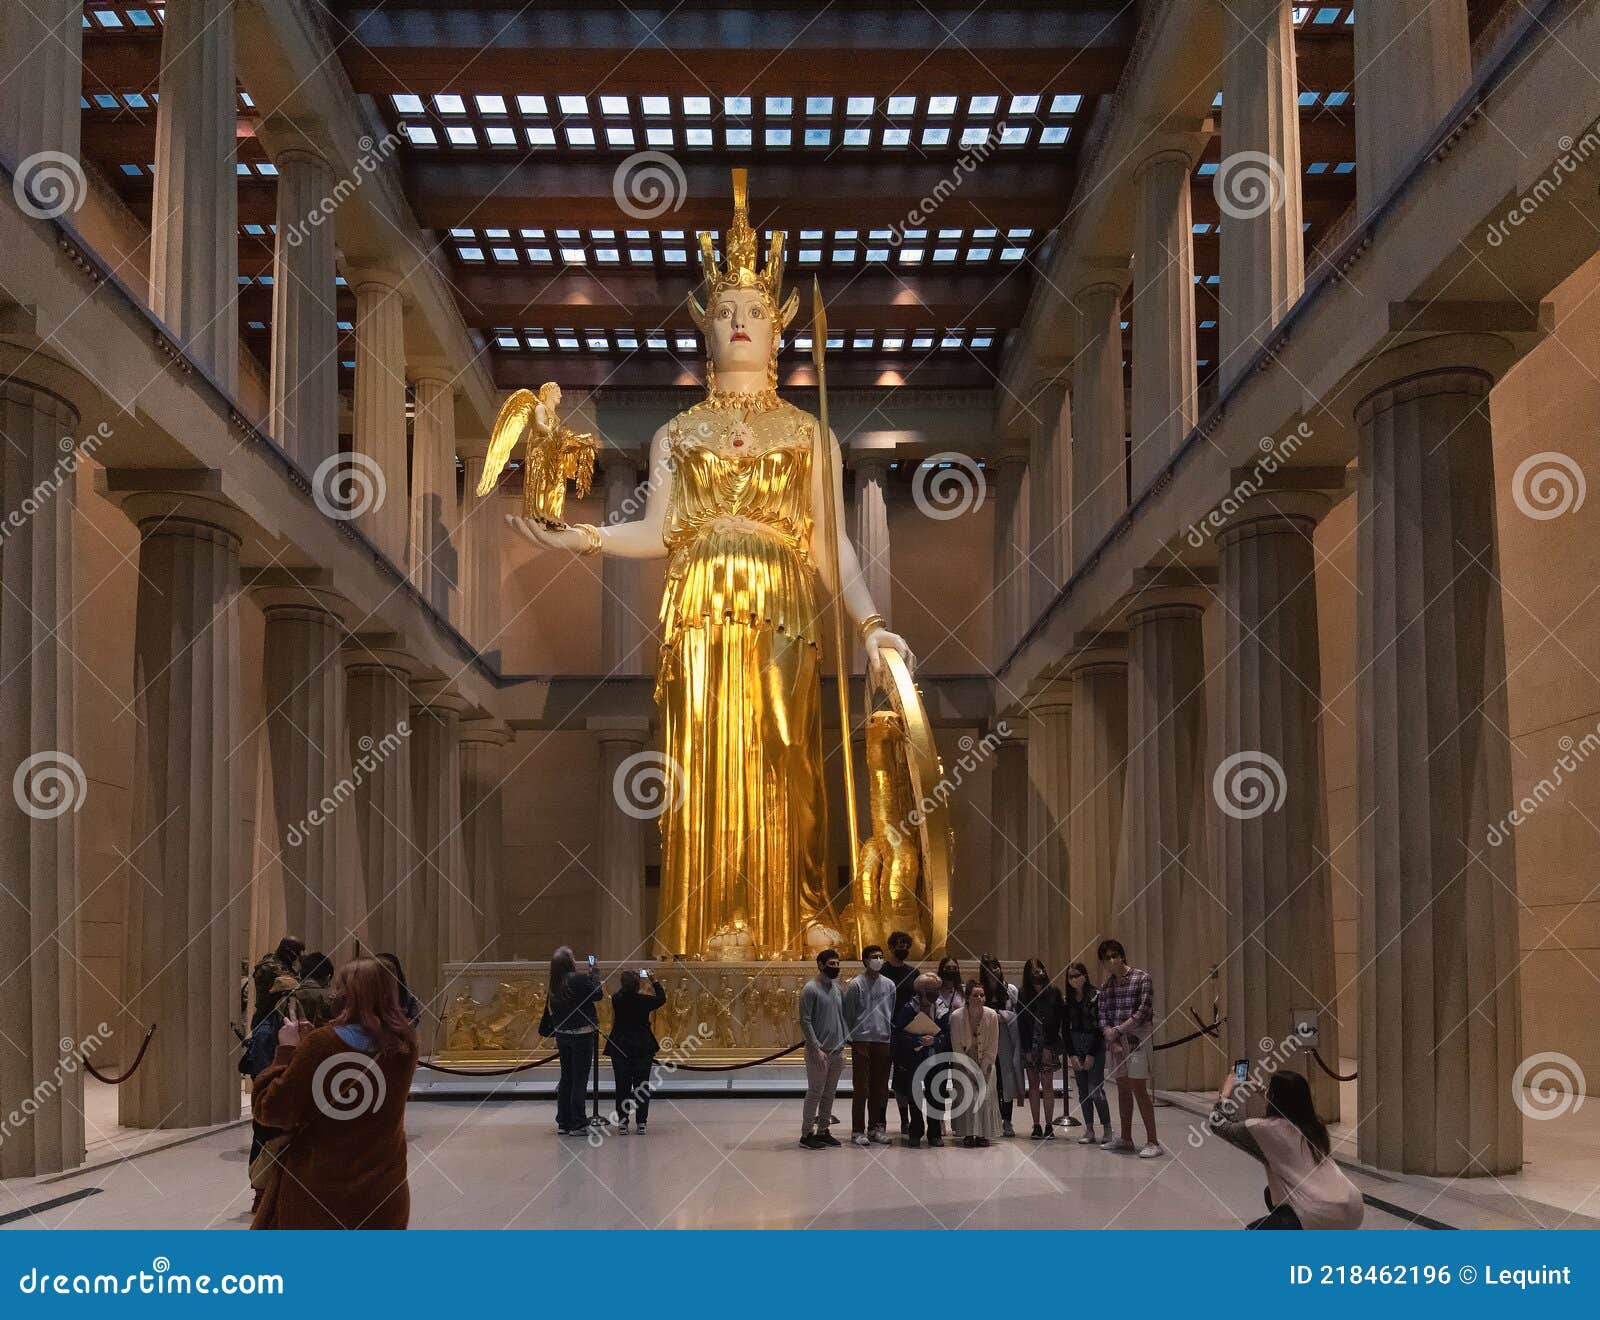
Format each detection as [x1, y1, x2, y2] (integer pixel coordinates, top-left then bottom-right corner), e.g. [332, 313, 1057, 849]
[799, 936, 1163, 1156]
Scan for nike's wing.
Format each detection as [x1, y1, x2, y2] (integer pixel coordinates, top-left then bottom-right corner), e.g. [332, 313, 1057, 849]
[475, 389, 540, 495]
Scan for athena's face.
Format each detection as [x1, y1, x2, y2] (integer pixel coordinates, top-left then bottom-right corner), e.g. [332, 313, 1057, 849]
[705, 287, 775, 374]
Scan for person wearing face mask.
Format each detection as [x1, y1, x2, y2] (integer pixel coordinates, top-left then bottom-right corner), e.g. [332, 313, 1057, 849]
[843, 944, 898, 1146]
[934, 957, 964, 1020]
[892, 972, 949, 1147]
[799, 949, 848, 1149]
[879, 930, 919, 1135]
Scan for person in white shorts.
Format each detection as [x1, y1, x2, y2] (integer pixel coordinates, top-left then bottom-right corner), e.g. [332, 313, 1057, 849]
[1096, 939, 1163, 1158]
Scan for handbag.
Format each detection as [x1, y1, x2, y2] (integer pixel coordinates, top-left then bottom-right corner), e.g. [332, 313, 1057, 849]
[538, 1003, 554, 1038]
[248, 1133, 291, 1192]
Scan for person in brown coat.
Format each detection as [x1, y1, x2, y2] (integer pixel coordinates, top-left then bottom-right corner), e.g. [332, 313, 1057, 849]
[250, 956, 419, 1230]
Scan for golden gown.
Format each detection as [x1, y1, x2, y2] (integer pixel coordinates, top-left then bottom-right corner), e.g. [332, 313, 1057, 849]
[654, 396, 832, 959]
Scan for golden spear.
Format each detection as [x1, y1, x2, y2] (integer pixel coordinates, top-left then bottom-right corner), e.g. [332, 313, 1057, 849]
[811, 278, 862, 949]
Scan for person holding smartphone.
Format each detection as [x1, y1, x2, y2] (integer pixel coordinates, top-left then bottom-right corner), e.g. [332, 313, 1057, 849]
[545, 946, 604, 1134]
[604, 968, 668, 1133]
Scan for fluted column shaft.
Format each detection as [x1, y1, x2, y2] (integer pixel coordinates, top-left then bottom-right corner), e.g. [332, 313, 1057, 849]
[343, 651, 416, 962]
[1070, 282, 1127, 572]
[410, 688, 468, 1008]
[1355, 0, 1470, 215]
[1066, 641, 1128, 968]
[352, 274, 408, 565]
[1131, 151, 1198, 494]
[991, 454, 1030, 662]
[268, 149, 338, 470]
[460, 721, 511, 961]
[148, 0, 237, 393]
[258, 595, 348, 957]
[0, 0, 82, 164]
[851, 456, 892, 672]
[600, 455, 646, 673]
[1355, 365, 1521, 1175]
[120, 496, 242, 1129]
[986, 730, 1030, 957]
[409, 371, 457, 616]
[591, 718, 650, 959]
[1217, 494, 1340, 1117]
[1114, 586, 1219, 1089]
[1025, 680, 1073, 969]
[1026, 382, 1069, 614]
[0, 381, 81, 1175]
[1219, 0, 1304, 389]
[457, 448, 502, 655]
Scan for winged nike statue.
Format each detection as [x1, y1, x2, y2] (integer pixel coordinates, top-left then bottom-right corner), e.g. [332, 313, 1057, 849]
[475, 381, 599, 525]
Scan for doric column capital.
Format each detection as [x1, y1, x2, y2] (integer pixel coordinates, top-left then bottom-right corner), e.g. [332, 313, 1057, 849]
[459, 717, 513, 749]
[1065, 630, 1128, 677]
[244, 567, 355, 625]
[1348, 328, 1526, 419]
[408, 359, 458, 391]
[852, 451, 892, 482]
[94, 469, 251, 542]
[1211, 466, 1348, 545]
[1120, 566, 1215, 621]
[1133, 144, 1200, 180]
[342, 633, 420, 679]
[587, 714, 652, 747]
[1023, 675, 1074, 717]
[345, 268, 407, 300]
[411, 678, 472, 716]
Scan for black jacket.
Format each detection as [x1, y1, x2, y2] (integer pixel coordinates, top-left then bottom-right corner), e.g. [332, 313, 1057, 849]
[546, 972, 604, 1034]
[891, 997, 950, 1075]
[604, 982, 668, 1061]
[1016, 984, 1064, 1053]
[1063, 987, 1104, 1058]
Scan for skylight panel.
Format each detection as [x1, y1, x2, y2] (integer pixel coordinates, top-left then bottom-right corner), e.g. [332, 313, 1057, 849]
[960, 127, 990, 147]
[843, 129, 869, 147]
[600, 96, 629, 116]
[727, 128, 752, 147]
[725, 96, 752, 116]
[883, 128, 910, 147]
[806, 129, 830, 147]
[970, 95, 999, 115]
[922, 127, 950, 146]
[475, 94, 507, 115]
[1009, 94, 1039, 114]
[559, 95, 588, 115]
[684, 96, 711, 116]
[846, 97, 873, 117]
[766, 97, 793, 116]
[1000, 126, 1029, 145]
[566, 126, 596, 146]
[447, 126, 477, 145]
[1040, 126, 1070, 145]
[607, 126, 636, 147]
[766, 128, 792, 147]
[527, 126, 556, 146]
[643, 96, 671, 116]
[517, 95, 548, 115]
[887, 96, 916, 116]
[486, 125, 516, 145]
[434, 94, 466, 115]
[686, 128, 713, 147]
[806, 97, 833, 116]
[1050, 94, 1083, 114]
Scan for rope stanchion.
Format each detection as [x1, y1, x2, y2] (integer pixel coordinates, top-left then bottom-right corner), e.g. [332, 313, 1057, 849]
[83, 1024, 156, 1085]
[673, 1041, 805, 1071]
[1310, 1046, 1357, 1082]
[418, 1051, 558, 1077]
[1153, 1013, 1224, 1052]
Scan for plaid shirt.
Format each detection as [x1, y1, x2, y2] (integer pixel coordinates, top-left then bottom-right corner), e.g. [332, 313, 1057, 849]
[1097, 966, 1154, 1042]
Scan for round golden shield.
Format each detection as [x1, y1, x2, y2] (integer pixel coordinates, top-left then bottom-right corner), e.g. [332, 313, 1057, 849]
[874, 645, 952, 954]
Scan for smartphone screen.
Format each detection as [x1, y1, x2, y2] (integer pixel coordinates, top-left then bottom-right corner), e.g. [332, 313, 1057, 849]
[1233, 1059, 1249, 1084]
[587, 954, 596, 968]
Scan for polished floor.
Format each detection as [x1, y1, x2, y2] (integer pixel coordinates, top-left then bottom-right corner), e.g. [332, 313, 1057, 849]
[0, 1091, 1479, 1231]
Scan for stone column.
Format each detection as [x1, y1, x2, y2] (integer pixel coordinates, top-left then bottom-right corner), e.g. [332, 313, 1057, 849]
[1070, 278, 1128, 572]
[590, 717, 651, 959]
[342, 642, 417, 962]
[1354, 354, 1521, 1175]
[409, 367, 457, 617]
[986, 725, 1030, 958]
[1025, 678, 1073, 970]
[600, 452, 646, 673]
[990, 451, 1030, 662]
[1027, 380, 1070, 614]
[1355, 0, 1471, 215]
[457, 441, 502, 657]
[1065, 635, 1128, 968]
[0, 377, 81, 1176]
[351, 272, 409, 565]
[268, 147, 338, 470]
[117, 488, 244, 1129]
[1113, 573, 1219, 1090]
[0, 0, 82, 164]
[1219, 0, 1304, 389]
[148, 0, 237, 393]
[459, 719, 511, 961]
[1131, 150, 1198, 494]
[253, 580, 350, 958]
[409, 683, 469, 1008]
[1216, 482, 1342, 1118]
[851, 454, 892, 671]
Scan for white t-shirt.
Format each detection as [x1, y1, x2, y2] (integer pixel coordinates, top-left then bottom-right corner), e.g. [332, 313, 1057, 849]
[1246, 1117, 1364, 1229]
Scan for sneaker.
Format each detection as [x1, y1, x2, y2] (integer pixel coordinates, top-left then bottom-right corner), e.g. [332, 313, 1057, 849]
[1105, 1137, 1135, 1153]
[1002, 1121, 1016, 1138]
[799, 1134, 826, 1150]
[852, 1132, 871, 1148]
[1030, 1123, 1044, 1139]
[1137, 1142, 1165, 1159]
[962, 1136, 977, 1148]
[975, 1137, 992, 1148]
[905, 1137, 921, 1149]
[817, 1132, 842, 1148]
[635, 1124, 646, 1135]
[927, 1135, 945, 1147]
[1078, 1129, 1097, 1145]
[868, 1128, 890, 1146]
[614, 1120, 629, 1134]
[1044, 1125, 1057, 1141]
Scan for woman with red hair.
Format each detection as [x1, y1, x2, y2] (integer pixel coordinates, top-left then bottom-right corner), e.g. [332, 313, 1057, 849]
[250, 957, 419, 1229]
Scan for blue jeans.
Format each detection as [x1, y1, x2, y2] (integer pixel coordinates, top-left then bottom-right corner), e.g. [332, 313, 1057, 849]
[556, 1032, 594, 1129]
[1073, 1050, 1111, 1130]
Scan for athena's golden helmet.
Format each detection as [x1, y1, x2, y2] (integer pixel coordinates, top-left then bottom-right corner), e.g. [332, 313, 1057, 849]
[687, 169, 800, 334]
